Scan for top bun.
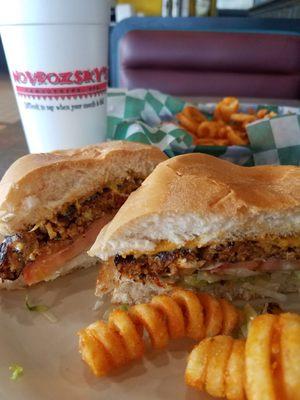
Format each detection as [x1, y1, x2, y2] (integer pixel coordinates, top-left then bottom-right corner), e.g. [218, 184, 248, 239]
[89, 153, 300, 260]
[0, 141, 167, 235]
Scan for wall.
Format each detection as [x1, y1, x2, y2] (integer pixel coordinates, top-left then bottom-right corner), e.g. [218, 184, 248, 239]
[249, 0, 300, 18]
[217, 0, 254, 9]
[116, 0, 162, 16]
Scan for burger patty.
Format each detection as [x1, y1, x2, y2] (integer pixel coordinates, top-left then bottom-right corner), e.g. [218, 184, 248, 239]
[0, 177, 142, 281]
[114, 239, 300, 282]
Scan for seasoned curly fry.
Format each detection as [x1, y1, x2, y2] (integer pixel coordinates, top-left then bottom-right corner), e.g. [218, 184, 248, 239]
[182, 105, 207, 124]
[266, 111, 277, 119]
[176, 112, 199, 134]
[214, 97, 239, 122]
[246, 313, 300, 400]
[279, 313, 300, 400]
[256, 108, 269, 119]
[185, 312, 300, 400]
[256, 109, 278, 120]
[197, 121, 225, 138]
[230, 113, 256, 124]
[245, 314, 276, 399]
[226, 127, 249, 146]
[186, 336, 245, 399]
[78, 289, 240, 376]
[177, 97, 277, 147]
[226, 339, 246, 400]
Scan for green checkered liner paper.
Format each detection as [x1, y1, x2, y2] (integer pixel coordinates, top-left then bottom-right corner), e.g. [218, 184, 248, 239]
[247, 114, 300, 165]
[107, 88, 300, 165]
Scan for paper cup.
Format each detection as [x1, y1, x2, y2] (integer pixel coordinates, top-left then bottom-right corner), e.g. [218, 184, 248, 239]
[0, 0, 109, 153]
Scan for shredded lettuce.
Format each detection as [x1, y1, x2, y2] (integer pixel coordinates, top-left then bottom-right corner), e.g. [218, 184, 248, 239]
[184, 272, 220, 287]
[240, 304, 258, 338]
[119, 304, 129, 311]
[25, 296, 58, 323]
[242, 282, 287, 302]
[25, 296, 49, 313]
[182, 270, 300, 309]
[9, 364, 23, 381]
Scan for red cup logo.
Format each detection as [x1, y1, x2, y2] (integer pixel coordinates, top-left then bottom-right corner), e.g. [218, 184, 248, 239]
[12, 67, 108, 99]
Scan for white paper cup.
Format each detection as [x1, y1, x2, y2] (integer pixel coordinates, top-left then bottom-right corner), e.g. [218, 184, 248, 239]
[0, 0, 109, 153]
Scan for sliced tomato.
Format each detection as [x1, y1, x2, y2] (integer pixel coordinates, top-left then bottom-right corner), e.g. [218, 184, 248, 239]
[22, 213, 115, 285]
[207, 259, 300, 276]
[208, 260, 261, 274]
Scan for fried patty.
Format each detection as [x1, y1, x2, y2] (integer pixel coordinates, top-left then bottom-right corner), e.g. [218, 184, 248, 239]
[114, 238, 300, 282]
[0, 177, 142, 281]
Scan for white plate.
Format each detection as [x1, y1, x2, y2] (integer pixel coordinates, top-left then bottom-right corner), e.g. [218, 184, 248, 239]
[0, 267, 213, 400]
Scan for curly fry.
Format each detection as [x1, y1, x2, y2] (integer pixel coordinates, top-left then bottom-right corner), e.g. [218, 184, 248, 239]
[197, 121, 225, 139]
[186, 336, 245, 399]
[171, 289, 205, 340]
[78, 289, 240, 376]
[230, 113, 256, 124]
[226, 127, 249, 146]
[265, 111, 277, 119]
[182, 106, 207, 124]
[176, 112, 198, 134]
[247, 107, 256, 115]
[151, 294, 185, 340]
[226, 340, 246, 400]
[176, 98, 278, 146]
[185, 313, 300, 400]
[256, 109, 277, 120]
[214, 97, 239, 122]
[245, 314, 276, 399]
[279, 313, 300, 400]
[256, 108, 269, 119]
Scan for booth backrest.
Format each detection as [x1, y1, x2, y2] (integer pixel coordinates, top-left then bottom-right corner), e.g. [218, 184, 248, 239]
[118, 30, 300, 99]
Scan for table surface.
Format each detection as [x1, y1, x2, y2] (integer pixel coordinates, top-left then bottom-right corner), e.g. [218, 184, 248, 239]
[1, 74, 300, 179]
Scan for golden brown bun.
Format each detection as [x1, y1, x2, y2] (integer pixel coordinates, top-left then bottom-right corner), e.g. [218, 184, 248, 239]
[0, 141, 167, 235]
[90, 153, 300, 260]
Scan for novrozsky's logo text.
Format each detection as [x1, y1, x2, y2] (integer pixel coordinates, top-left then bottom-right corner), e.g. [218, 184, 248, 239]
[12, 67, 108, 99]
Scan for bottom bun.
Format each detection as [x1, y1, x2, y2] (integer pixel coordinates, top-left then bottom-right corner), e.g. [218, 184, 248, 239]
[0, 252, 98, 290]
[109, 277, 169, 305]
[101, 278, 300, 313]
[95, 261, 172, 304]
[95, 263, 300, 310]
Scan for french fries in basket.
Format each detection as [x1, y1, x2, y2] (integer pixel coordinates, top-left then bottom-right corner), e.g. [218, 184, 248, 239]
[185, 312, 300, 400]
[78, 289, 240, 377]
[176, 96, 277, 146]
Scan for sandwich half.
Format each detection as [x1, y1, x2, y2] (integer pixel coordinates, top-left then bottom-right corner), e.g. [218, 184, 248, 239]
[89, 153, 300, 307]
[0, 141, 167, 288]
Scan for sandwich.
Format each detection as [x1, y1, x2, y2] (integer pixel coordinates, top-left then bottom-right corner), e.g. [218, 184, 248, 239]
[0, 141, 167, 288]
[89, 153, 300, 307]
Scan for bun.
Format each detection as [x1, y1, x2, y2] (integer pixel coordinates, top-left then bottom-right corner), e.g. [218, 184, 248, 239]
[0, 252, 98, 290]
[96, 269, 300, 307]
[95, 260, 169, 304]
[90, 153, 300, 260]
[0, 141, 167, 235]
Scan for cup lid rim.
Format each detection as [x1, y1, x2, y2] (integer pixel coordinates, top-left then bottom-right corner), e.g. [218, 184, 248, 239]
[0, 0, 110, 26]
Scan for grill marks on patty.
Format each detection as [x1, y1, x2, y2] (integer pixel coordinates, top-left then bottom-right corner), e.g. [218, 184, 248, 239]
[114, 238, 300, 282]
[0, 177, 143, 281]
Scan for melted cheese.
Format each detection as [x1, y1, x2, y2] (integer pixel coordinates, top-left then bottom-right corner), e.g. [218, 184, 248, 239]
[274, 237, 300, 248]
[126, 235, 300, 257]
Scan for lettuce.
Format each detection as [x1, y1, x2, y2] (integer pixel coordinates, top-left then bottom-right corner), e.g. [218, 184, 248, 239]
[25, 296, 58, 323]
[240, 304, 257, 338]
[182, 270, 300, 304]
[9, 364, 23, 381]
